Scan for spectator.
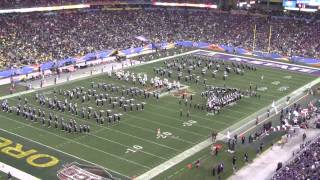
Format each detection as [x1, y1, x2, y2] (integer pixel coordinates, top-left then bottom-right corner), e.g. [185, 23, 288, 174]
[0, 8, 319, 70]
[272, 137, 320, 180]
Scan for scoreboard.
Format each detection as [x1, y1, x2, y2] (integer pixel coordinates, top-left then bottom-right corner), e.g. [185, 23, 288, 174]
[283, 0, 297, 7]
[283, 0, 320, 7]
[283, 0, 320, 11]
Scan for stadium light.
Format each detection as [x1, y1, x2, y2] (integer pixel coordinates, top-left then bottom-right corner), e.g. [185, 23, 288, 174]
[0, 4, 90, 14]
[153, 2, 218, 9]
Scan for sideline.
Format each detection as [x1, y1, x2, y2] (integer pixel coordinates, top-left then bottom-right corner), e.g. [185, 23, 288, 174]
[0, 127, 131, 180]
[135, 92, 311, 180]
[5, 50, 200, 99]
[1, 49, 319, 180]
[228, 128, 320, 180]
[0, 161, 40, 180]
[136, 60, 320, 180]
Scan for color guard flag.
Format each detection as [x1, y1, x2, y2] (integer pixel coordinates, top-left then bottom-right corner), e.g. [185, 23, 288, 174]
[227, 130, 231, 139]
[272, 100, 278, 114]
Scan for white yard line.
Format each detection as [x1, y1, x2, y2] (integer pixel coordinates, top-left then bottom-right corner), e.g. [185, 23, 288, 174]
[89, 133, 169, 161]
[0, 161, 40, 180]
[135, 92, 311, 180]
[0, 114, 151, 172]
[199, 50, 320, 71]
[53, 127, 169, 161]
[0, 90, 34, 100]
[135, 59, 320, 180]
[23, 49, 200, 93]
[9, 97, 181, 153]
[229, 129, 320, 180]
[1, 50, 319, 180]
[103, 119, 197, 145]
[0, 126, 131, 179]
[125, 114, 208, 137]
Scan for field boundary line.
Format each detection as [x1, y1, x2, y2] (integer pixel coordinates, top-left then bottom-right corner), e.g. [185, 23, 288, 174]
[136, 91, 310, 180]
[199, 50, 320, 71]
[0, 89, 35, 100]
[9, 97, 181, 153]
[0, 50, 200, 101]
[125, 114, 209, 137]
[53, 127, 169, 160]
[0, 127, 131, 180]
[135, 57, 320, 180]
[89, 133, 169, 161]
[2, 50, 318, 179]
[0, 114, 150, 175]
[220, 77, 320, 137]
[0, 161, 40, 180]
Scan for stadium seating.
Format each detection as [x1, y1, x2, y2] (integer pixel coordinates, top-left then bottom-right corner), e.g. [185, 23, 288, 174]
[0, 0, 85, 9]
[272, 137, 320, 180]
[0, 8, 319, 69]
[153, 0, 218, 3]
[0, 0, 221, 10]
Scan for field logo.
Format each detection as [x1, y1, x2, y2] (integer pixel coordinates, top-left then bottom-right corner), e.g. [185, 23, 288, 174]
[283, 75, 292, 79]
[57, 162, 114, 180]
[257, 87, 268, 92]
[171, 88, 192, 97]
[271, 81, 280, 85]
[278, 86, 289, 92]
[0, 137, 59, 168]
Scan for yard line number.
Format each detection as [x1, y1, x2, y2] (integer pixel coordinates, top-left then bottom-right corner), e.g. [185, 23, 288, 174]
[125, 145, 143, 154]
[156, 132, 173, 139]
[182, 120, 197, 127]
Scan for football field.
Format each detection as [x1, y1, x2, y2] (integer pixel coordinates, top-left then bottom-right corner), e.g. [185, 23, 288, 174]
[0, 49, 318, 179]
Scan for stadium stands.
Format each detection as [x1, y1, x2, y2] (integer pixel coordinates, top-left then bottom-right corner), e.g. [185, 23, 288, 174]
[0, 0, 150, 9]
[152, 0, 218, 3]
[0, 0, 85, 9]
[0, 8, 319, 69]
[272, 137, 320, 180]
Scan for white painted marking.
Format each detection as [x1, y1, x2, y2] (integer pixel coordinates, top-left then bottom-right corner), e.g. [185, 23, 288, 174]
[156, 132, 173, 139]
[0, 161, 40, 180]
[136, 60, 320, 180]
[125, 145, 143, 154]
[182, 120, 197, 127]
[0, 117, 137, 179]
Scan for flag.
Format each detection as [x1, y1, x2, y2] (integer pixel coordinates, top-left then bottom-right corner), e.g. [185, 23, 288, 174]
[135, 36, 149, 42]
[226, 130, 230, 139]
[151, 43, 159, 50]
[272, 100, 278, 114]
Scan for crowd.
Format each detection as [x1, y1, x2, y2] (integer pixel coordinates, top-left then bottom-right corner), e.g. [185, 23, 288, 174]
[0, 0, 217, 9]
[0, 0, 84, 9]
[0, 8, 319, 69]
[153, 0, 218, 3]
[272, 136, 320, 180]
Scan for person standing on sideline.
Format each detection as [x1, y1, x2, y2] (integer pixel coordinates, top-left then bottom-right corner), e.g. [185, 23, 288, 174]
[212, 166, 216, 176]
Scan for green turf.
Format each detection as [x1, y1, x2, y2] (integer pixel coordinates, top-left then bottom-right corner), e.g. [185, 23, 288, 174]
[0, 50, 317, 179]
[155, 93, 318, 180]
[0, 84, 26, 97]
[0, 171, 18, 180]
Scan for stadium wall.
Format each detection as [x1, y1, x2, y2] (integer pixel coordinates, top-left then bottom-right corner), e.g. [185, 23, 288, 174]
[0, 41, 319, 85]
